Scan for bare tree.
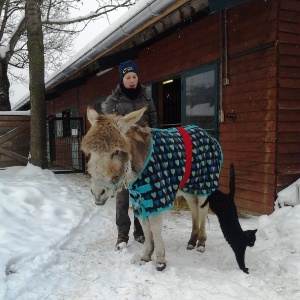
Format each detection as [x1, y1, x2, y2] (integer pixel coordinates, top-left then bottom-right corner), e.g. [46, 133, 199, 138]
[26, 0, 47, 168]
[0, 0, 137, 110]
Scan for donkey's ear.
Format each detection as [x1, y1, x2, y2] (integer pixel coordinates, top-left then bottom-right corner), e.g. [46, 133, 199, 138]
[122, 106, 147, 126]
[87, 106, 99, 125]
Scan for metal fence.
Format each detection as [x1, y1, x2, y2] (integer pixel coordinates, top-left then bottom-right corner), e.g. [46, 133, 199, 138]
[47, 117, 85, 173]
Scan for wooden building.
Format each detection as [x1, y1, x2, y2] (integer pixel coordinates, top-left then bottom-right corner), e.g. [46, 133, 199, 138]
[15, 0, 300, 215]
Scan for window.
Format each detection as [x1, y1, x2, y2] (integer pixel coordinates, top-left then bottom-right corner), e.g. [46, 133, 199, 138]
[182, 63, 219, 137]
[151, 63, 219, 135]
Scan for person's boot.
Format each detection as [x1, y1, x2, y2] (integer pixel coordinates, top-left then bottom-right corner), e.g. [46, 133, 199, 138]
[115, 233, 129, 251]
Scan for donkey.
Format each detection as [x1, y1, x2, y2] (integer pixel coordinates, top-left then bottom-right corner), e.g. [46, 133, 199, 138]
[81, 107, 223, 271]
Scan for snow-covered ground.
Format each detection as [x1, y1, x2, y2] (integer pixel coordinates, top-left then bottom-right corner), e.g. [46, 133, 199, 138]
[1, 164, 300, 300]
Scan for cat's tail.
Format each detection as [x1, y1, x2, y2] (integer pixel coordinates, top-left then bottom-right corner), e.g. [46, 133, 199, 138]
[201, 198, 209, 208]
[229, 163, 235, 197]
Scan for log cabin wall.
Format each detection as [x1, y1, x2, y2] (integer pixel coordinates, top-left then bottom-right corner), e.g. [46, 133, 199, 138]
[45, 0, 298, 215]
[220, 0, 279, 215]
[137, 13, 221, 83]
[220, 48, 278, 215]
[276, 0, 300, 193]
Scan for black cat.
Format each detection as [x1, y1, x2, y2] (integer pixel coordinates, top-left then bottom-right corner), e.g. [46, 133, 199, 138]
[201, 163, 257, 274]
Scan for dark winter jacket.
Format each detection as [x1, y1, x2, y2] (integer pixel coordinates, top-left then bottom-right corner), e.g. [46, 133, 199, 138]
[101, 83, 158, 128]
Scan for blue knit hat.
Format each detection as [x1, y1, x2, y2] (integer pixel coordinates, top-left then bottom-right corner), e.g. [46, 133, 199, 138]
[118, 60, 138, 80]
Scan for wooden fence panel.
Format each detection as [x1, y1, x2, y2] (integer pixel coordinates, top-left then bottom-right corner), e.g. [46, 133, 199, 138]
[0, 114, 30, 168]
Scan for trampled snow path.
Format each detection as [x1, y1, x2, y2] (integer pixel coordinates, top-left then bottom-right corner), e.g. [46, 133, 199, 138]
[2, 172, 300, 300]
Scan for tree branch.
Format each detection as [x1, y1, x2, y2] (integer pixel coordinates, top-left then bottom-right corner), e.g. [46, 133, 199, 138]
[42, 1, 135, 26]
[7, 16, 26, 61]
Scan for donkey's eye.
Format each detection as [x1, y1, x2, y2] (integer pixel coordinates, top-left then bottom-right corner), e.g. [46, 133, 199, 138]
[111, 150, 120, 159]
[111, 150, 127, 160]
[111, 176, 119, 184]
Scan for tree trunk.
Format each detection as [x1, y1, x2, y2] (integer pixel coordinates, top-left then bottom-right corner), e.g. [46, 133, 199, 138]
[0, 58, 11, 111]
[26, 0, 48, 168]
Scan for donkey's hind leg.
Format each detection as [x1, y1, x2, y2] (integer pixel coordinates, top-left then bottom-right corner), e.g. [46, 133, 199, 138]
[183, 193, 200, 250]
[183, 193, 208, 252]
[148, 214, 166, 271]
[196, 196, 208, 252]
[139, 218, 154, 263]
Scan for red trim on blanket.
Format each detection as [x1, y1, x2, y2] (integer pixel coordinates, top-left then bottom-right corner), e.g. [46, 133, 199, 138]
[176, 126, 193, 190]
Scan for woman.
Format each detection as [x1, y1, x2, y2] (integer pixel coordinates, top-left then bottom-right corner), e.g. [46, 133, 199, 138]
[102, 60, 158, 250]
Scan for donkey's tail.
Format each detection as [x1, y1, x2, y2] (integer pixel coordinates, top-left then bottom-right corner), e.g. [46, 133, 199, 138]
[229, 163, 235, 197]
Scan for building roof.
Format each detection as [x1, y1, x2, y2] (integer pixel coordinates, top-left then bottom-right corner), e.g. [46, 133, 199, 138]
[13, 0, 249, 110]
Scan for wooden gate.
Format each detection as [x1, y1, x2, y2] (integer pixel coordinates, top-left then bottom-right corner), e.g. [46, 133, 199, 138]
[0, 114, 30, 168]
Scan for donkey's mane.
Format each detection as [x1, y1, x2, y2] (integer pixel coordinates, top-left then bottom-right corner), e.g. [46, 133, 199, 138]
[125, 124, 151, 175]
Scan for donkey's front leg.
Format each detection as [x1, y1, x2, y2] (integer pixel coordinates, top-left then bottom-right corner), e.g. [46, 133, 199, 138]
[139, 217, 154, 263]
[148, 214, 166, 271]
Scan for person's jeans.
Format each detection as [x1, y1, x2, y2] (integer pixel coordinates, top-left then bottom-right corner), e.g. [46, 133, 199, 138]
[116, 188, 144, 241]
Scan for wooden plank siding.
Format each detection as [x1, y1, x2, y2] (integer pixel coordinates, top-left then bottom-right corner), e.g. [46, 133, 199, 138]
[219, 0, 279, 215]
[0, 115, 30, 168]
[138, 12, 221, 82]
[277, 0, 300, 192]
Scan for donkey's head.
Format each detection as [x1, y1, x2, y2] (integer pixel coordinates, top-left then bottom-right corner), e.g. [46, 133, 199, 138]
[81, 106, 149, 205]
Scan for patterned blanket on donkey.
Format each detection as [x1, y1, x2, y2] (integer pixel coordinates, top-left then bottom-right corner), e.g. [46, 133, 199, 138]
[128, 125, 223, 219]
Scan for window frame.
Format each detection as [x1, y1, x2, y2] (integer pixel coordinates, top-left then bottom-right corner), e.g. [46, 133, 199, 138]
[181, 62, 219, 138]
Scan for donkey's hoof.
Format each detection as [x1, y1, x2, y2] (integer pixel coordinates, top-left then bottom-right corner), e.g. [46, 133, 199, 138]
[141, 255, 151, 263]
[196, 245, 205, 253]
[156, 263, 166, 271]
[187, 244, 195, 250]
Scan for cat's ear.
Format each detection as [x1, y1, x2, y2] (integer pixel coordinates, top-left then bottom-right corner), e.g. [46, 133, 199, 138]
[254, 229, 258, 233]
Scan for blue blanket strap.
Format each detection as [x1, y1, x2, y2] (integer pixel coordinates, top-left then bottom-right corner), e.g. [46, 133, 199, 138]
[129, 184, 153, 220]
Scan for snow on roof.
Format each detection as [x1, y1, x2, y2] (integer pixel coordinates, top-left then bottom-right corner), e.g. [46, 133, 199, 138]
[0, 110, 30, 116]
